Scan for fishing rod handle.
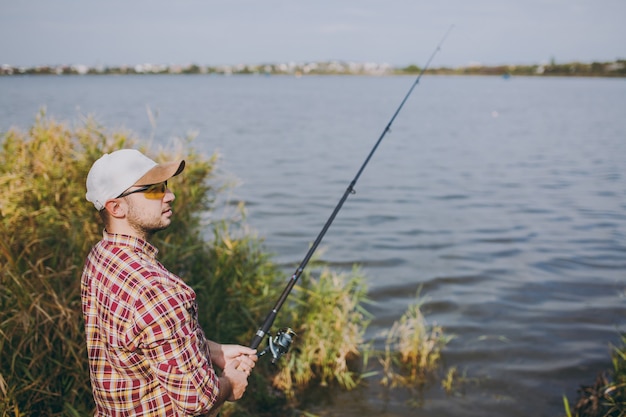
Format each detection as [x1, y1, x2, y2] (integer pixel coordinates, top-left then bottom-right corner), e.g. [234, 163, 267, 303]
[250, 309, 277, 349]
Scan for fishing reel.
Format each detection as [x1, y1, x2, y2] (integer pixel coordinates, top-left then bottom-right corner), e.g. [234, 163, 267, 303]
[258, 327, 296, 364]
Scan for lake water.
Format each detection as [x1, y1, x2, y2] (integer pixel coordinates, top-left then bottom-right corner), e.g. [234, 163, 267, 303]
[1, 74, 625, 416]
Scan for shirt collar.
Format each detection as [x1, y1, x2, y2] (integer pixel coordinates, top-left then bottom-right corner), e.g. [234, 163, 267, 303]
[102, 229, 159, 260]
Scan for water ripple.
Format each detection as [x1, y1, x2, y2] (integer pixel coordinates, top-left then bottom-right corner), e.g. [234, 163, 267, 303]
[4, 74, 626, 417]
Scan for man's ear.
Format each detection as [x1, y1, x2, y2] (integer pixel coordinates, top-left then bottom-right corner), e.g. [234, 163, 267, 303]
[103, 199, 127, 219]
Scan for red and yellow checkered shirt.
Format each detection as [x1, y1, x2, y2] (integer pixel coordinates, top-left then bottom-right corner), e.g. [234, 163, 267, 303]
[81, 231, 220, 416]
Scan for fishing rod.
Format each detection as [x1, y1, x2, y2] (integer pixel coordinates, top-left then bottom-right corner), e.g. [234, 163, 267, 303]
[252, 25, 455, 361]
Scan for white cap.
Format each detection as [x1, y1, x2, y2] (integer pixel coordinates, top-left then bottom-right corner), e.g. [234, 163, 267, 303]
[86, 149, 185, 210]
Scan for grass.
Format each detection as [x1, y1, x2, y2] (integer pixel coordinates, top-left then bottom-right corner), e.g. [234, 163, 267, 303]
[0, 114, 451, 416]
[379, 294, 453, 390]
[0, 114, 114, 415]
[273, 266, 371, 397]
[564, 334, 626, 417]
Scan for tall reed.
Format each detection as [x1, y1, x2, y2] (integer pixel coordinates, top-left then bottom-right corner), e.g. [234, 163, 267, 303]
[0, 114, 125, 415]
[380, 294, 452, 389]
[271, 266, 371, 398]
[0, 114, 382, 416]
[564, 334, 626, 417]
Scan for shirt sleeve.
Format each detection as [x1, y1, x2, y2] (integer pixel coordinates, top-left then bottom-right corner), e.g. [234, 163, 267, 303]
[129, 282, 221, 415]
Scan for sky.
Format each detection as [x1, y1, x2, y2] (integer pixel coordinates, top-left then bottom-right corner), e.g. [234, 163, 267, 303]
[1, 0, 624, 69]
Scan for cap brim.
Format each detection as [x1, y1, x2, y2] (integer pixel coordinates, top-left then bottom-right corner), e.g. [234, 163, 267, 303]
[135, 160, 185, 186]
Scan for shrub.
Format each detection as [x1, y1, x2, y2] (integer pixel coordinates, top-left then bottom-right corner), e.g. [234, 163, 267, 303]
[272, 266, 371, 397]
[564, 334, 626, 417]
[0, 114, 126, 415]
[0, 114, 383, 416]
[379, 294, 452, 389]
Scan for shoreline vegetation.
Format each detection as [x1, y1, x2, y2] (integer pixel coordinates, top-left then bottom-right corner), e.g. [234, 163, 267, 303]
[0, 115, 452, 416]
[1, 113, 624, 415]
[1, 59, 625, 78]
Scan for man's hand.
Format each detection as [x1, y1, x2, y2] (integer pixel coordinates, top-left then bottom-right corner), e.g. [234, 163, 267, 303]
[208, 342, 257, 372]
[209, 342, 257, 404]
[221, 359, 250, 401]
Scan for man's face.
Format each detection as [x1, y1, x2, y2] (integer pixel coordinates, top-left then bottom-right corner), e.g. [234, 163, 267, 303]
[123, 182, 175, 237]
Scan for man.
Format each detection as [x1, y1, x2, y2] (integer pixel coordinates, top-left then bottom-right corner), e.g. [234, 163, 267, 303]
[81, 149, 257, 416]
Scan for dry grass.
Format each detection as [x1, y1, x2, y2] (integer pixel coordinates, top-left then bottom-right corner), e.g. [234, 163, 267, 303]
[0, 114, 127, 415]
[0, 114, 384, 416]
[564, 334, 626, 417]
[271, 267, 371, 398]
[379, 296, 452, 389]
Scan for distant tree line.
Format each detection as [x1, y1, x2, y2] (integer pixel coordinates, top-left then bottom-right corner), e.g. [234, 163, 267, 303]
[2, 59, 625, 77]
[400, 59, 626, 77]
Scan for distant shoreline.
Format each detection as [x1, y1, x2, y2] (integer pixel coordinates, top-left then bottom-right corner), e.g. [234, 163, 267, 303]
[2, 59, 624, 78]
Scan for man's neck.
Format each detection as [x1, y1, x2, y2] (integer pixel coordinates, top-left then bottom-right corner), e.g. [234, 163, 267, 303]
[106, 222, 152, 243]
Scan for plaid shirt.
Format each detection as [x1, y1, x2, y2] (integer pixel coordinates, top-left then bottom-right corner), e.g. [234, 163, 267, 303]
[81, 231, 220, 416]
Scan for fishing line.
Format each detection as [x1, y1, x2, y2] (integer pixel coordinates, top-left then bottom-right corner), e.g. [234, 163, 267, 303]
[251, 25, 455, 357]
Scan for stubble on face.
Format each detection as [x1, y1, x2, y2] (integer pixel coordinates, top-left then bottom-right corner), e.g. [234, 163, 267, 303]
[125, 198, 171, 240]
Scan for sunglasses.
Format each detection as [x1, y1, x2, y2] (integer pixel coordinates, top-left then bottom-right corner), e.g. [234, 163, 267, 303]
[117, 181, 168, 200]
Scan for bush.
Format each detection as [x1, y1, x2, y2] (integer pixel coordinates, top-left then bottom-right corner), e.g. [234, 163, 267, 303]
[0, 114, 119, 415]
[379, 294, 452, 390]
[564, 334, 626, 417]
[272, 266, 371, 397]
[0, 114, 450, 416]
